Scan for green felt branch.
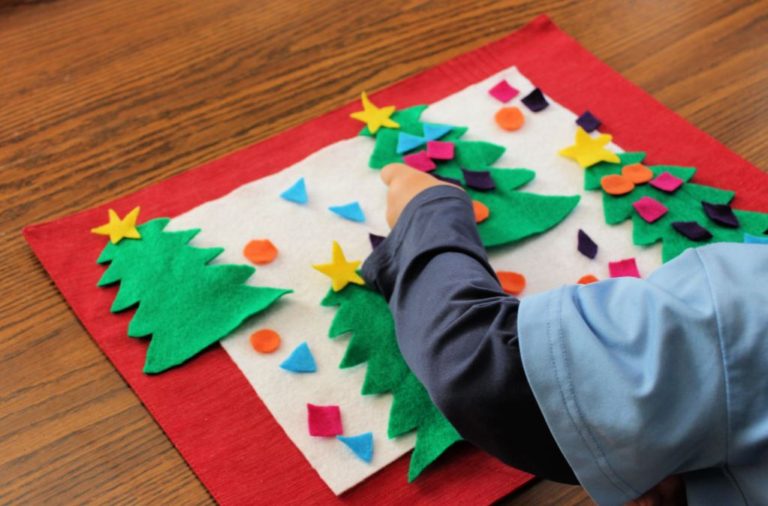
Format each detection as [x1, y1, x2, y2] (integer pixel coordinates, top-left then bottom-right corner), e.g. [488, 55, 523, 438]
[97, 218, 291, 373]
[587, 153, 768, 262]
[322, 284, 461, 482]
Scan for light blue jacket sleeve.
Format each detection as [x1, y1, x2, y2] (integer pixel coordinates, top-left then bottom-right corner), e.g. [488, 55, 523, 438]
[518, 243, 768, 505]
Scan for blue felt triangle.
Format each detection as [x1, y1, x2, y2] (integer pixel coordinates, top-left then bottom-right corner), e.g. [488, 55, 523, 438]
[280, 177, 308, 204]
[329, 202, 365, 223]
[396, 132, 426, 154]
[744, 233, 768, 244]
[337, 432, 373, 463]
[280, 342, 317, 373]
[422, 123, 453, 141]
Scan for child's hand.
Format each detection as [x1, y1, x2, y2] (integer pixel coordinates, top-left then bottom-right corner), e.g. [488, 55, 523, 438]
[380, 163, 460, 228]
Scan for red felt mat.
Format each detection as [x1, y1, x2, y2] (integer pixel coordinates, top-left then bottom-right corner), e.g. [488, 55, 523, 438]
[24, 15, 767, 505]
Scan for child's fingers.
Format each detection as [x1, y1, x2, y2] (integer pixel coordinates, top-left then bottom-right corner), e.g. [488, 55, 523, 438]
[381, 163, 409, 185]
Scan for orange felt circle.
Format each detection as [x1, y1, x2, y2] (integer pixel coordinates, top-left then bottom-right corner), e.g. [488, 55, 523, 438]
[621, 163, 653, 184]
[577, 274, 599, 285]
[497, 271, 526, 295]
[244, 239, 278, 265]
[472, 200, 490, 223]
[494, 106, 525, 131]
[600, 174, 635, 195]
[250, 329, 281, 353]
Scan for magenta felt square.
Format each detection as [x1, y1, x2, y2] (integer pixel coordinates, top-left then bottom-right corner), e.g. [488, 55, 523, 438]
[649, 172, 683, 192]
[403, 150, 437, 172]
[633, 196, 668, 223]
[609, 258, 641, 278]
[426, 141, 455, 160]
[488, 79, 519, 103]
[307, 403, 343, 437]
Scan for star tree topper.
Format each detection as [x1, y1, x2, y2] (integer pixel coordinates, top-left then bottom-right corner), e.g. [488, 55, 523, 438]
[313, 241, 365, 292]
[559, 127, 620, 168]
[91, 207, 142, 244]
[350, 92, 400, 134]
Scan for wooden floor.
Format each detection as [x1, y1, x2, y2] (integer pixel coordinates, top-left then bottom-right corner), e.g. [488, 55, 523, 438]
[1, 0, 765, 504]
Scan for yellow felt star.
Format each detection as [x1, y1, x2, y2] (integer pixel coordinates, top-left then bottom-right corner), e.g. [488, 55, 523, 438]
[349, 92, 400, 134]
[91, 207, 142, 244]
[312, 241, 365, 292]
[559, 127, 621, 168]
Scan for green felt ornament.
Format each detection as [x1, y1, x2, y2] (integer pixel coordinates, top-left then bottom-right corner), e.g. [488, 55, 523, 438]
[97, 218, 291, 374]
[322, 284, 461, 481]
[587, 153, 768, 261]
[361, 105, 580, 249]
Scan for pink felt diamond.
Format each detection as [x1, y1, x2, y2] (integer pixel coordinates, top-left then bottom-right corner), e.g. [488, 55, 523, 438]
[633, 196, 668, 223]
[426, 141, 455, 160]
[403, 150, 437, 172]
[307, 403, 343, 437]
[609, 258, 641, 278]
[649, 172, 683, 193]
[488, 79, 519, 103]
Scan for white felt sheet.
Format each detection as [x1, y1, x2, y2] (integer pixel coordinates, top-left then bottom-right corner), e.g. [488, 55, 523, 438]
[168, 67, 663, 494]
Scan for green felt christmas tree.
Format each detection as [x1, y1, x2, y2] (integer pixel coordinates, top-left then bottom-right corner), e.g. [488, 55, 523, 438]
[586, 152, 768, 262]
[322, 283, 461, 482]
[97, 218, 291, 374]
[361, 105, 580, 247]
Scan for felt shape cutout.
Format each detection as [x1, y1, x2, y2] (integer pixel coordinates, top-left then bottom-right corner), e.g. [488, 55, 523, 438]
[497, 271, 526, 295]
[337, 433, 374, 463]
[577, 274, 599, 285]
[472, 200, 490, 223]
[91, 207, 142, 244]
[559, 127, 620, 168]
[250, 329, 281, 354]
[577, 229, 598, 259]
[649, 172, 684, 193]
[702, 201, 739, 228]
[422, 123, 453, 141]
[322, 284, 461, 481]
[426, 141, 455, 160]
[312, 241, 365, 292]
[672, 221, 713, 242]
[396, 132, 426, 154]
[601, 174, 635, 195]
[461, 169, 495, 191]
[609, 258, 641, 278]
[96, 218, 291, 373]
[368, 233, 385, 250]
[495, 106, 525, 131]
[403, 151, 437, 172]
[280, 177, 308, 204]
[622, 164, 654, 184]
[350, 92, 399, 134]
[633, 196, 668, 223]
[744, 233, 768, 244]
[488, 79, 519, 103]
[243, 239, 278, 265]
[575, 111, 601, 133]
[520, 88, 549, 112]
[329, 202, 366, 223]
[307, 404, 344, 437]
[361, 105, 579, 249]
[280, 342, 317, 373]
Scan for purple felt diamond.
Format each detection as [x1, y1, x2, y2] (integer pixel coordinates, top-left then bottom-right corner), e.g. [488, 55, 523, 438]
[521, 88, 549, 112]
[702, 201, 739, 228]
[577, 229, 598, 259]
[576, 111, 601, 133]
[432, 173, 462, 186]
[649, 172, 683, 193]
[672, 221, 713, 242]
[633, 196, 668, 223]
[369, 233, 385, 250]
[488, 79, 519, 103]
[462, 169, 495, 191]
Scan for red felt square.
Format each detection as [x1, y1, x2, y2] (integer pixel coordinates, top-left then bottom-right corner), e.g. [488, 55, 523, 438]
[307, 404, 344, 437]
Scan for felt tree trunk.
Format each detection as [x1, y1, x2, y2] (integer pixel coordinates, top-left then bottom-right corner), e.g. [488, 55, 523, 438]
[586, 152, 768, 262]
[362, 105, 580, 247]
[322, 283, 461, 482]
[97, 218, 291, 373]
